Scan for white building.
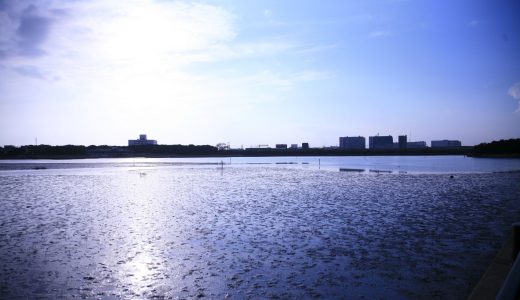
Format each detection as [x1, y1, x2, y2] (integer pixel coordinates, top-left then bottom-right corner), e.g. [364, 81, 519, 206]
[128, 134, 157, 146]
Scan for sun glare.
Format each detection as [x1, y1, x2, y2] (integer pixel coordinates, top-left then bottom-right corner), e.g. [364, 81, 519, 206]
[98, 2, 232, 65]
[79, 1, 238, 131]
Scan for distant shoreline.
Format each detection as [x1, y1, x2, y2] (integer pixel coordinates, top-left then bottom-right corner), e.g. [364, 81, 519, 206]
[2, 142, 519, 159]
[467, 153, 520, 159]
[0, 147, 477, 160]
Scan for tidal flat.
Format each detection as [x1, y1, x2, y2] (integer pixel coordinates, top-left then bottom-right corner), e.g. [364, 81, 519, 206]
[1, 165, 519, 299]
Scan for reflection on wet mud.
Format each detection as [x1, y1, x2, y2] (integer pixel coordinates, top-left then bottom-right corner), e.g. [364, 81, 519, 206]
[1, 167, 519, 298]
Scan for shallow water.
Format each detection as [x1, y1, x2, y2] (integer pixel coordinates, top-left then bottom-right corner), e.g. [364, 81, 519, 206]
[2, 155, 520, 173]
[1, 165, 519, 299]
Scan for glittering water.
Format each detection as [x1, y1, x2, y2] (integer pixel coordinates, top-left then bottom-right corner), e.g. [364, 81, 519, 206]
[2, 155, 520, 173]
[1, 164, 519, 299]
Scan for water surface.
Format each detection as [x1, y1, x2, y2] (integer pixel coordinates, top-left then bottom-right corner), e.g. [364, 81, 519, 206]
[0, 161, 519, 299]
[1, 155, 520, 173]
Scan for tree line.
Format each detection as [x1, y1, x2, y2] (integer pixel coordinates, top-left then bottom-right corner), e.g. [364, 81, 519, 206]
[470, 139, 520, 157]
[2, 139, 518, 158]
[0, 144, 219, 158]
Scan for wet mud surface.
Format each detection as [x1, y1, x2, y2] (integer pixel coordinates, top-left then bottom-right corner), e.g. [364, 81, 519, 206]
[1, 167, 519, 299]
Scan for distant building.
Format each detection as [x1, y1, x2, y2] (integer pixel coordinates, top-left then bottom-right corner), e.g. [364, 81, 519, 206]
[128, 134, 157, 146]
[248, 144, 270, 149]
[290, 144, 298, 149]
[398, 135, 407, 149]
[275, 144, 288, 149]
[245, 145, 270, 150]
[431, 140, 462, 148]
[407, 141, 427, 149]
[369, 135, 393, 150]
[302, 143, 309, 149]
[339, 136, 366, 149]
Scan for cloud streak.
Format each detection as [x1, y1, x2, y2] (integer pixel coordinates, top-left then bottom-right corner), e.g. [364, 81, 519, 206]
[368, 30, 392, 38]
[241, 69, 332, 90]
[508, 81, 520, 112]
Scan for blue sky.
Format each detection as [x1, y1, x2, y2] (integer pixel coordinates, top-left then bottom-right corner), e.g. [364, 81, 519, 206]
[0, 0, 519, 147]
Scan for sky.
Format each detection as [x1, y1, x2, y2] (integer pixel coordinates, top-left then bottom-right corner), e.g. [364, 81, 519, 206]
[0, 0, 519, 147]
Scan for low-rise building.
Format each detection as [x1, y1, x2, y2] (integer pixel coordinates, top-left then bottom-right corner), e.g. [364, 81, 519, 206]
[407, 141, 427, 149]
[128, 134, 157, 146]
[431, 140, 461, 148]
[275, 144, 288, 149]
[369, 135, 393, 150]
[339, 136, 366, 149]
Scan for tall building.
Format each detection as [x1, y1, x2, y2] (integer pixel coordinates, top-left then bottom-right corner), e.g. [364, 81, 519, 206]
[431, 140, 462, 148]
[339, 136, 366, 149]
[302, 143, 309, 149]
[398, 135, 407, 149]
[128, 134, 157, 146]
[369, 135, 393, 150]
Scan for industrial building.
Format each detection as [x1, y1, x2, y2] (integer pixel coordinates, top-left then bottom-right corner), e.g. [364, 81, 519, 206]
[128, 134, 157, 146]
[369, 135, 393, 150]
[431, 140, 462, 148]
[339, 136, 366, 149]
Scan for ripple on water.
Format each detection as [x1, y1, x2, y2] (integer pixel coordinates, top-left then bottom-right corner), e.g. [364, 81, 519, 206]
[0, 167, 519, 299]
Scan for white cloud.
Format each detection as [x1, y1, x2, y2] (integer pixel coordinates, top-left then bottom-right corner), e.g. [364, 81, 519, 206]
[0, 1, 236, 132]
[508, 82, 520, 99]
[508, 81, 520, 112]
[0, 0, 336, 145]
[368, 30, 392, 38]
[238, 69, 332, 91]
[1, 1, 237, 73]
[0, 1, 330, 82]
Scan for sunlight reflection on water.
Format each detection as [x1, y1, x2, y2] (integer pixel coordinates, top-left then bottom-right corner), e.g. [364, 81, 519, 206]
[0, 165, 519, 299]
[1, 155, 520, 173]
